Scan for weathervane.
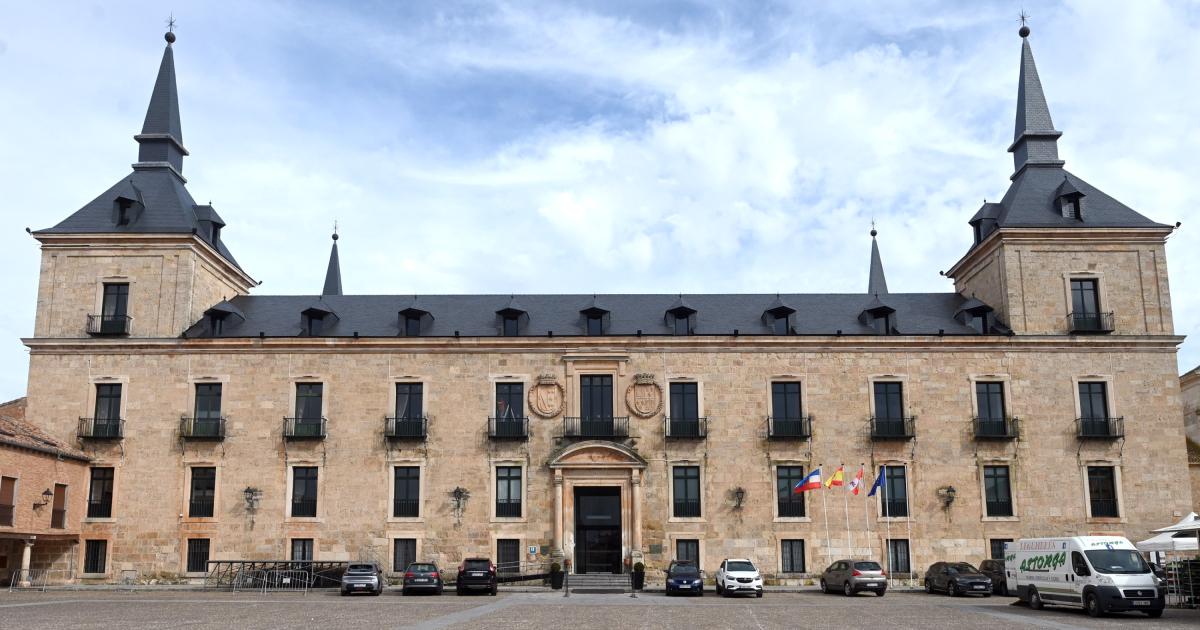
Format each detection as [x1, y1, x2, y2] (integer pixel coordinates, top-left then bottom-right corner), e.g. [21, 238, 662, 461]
[1018, 9, 1029, 27]
[165, 13, 177, 32]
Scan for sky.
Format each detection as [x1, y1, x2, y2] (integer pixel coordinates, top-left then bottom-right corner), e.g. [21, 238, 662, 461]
[0, 0, 1198, 400]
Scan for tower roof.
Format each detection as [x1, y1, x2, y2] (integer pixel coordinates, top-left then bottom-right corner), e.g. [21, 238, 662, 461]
[322, 233, 342, 296]
[868, 230, 888, 295]
[1007, 29, 1064, 177]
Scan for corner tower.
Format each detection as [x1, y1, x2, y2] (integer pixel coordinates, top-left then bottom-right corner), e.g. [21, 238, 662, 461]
[30, 32, 255, 339]
[945, 26, 1175, 336]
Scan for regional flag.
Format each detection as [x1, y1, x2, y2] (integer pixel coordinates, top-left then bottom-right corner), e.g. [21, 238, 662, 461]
[794, 468, 822, 493]
[825, 466, 844, 488]
[849, 466, 865, 495]
[867, 465, 886, 497]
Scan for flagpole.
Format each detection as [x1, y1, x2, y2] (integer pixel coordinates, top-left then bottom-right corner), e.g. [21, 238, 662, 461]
[842, 465, 851, 558]
[903, 463, 913, 587]
[863, 464, 872, 560]
[821, 466, 831, 565]
[883, 465, 892, 589]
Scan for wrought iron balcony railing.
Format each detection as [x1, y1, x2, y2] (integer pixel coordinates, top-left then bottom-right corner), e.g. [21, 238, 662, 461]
[880, 498, 909, 517]
[291, 498, 317, 518]
[665, 417, 707, 439]
[1067, 312, 1114, 334]
[496, 500, 522, 518]
[283, 417, 327, 439]
[1090, 499, 1119, 518]
[985, 498, 1013, 517]
[1076, 416, 1124, 439]
[973, 417, 1019, 440]
[0, 503, 13, 527]
[87, 498, 112, 519]
[189, 499, 215, 518]
[393, 499, 419, 518]
[768, 416, 813, 440]
[673, 498, 701, 518]
[180, 417, 226, 439]
[562, 416, 630, 438]
[488, 417, 528, 439]
[385, 415, 427, 439]
[50, 508, 66, 529]
[777, 500, 805, 518]
[87, 314, 132, 335]
[871, 416, 916, 440]
[78, 417, 124, 440]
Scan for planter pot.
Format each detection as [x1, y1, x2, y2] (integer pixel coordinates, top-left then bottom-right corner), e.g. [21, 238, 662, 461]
[631, 571, 645, 590]
[551, 571, 564, 590]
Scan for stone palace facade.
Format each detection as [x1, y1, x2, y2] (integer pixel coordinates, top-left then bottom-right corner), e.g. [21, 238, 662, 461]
[14, 27, 1192, 583]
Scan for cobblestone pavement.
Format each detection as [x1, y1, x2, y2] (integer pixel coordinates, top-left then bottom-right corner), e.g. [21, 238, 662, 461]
[1, 589, 1198, 629]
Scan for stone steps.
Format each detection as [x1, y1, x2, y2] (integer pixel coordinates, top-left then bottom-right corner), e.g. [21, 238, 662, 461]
[569, 573, 631, 592]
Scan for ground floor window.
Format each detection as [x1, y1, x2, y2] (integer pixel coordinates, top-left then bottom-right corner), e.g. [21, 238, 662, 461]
[989, 539, 1012, 560]
[676, 539, 699, 564]
[187, 539, 211, 573]
[497, 539, 520, 574]
[394, 538, 416, 572]
[84, 540, 107, 574]
[291, 538, 313, 562]
[886, 539, 910, 574]
[781, 539, 805, 573]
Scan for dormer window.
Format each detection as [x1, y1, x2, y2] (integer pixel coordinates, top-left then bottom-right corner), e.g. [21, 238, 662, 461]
[674, 315, 690, 336]
[405, 316, 421, 337]
[873, 312, 891, 335]
[211, 314, 226, 335]
[1063, 197, 1080, 219]
[117, 200, 132, 226]
[587, 315, 603, 336]
[774, 314, 789, 336]
[211, 224, 221, 245]
[307, 315, 324, 336]
[503, 316, 518, 337]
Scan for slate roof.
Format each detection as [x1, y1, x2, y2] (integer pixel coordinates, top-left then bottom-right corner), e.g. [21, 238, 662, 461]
[0, 398, 90, 462]
[322, 236, 342, 296]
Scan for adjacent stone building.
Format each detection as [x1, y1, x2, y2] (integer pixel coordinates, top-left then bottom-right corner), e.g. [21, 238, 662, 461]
[20, 27, 1193, 584]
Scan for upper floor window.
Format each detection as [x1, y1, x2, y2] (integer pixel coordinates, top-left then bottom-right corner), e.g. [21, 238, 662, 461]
[879, 465, 908, 518]
[772, 382, 802, 419]
[405, 316, 421, 337]
[774, 314, 789, 335]
[195, 383, 222, 419]
[189, 467, 216, 518]
[776, 466, 806, 517]
[88, 467, 114, 518]
[1071, 279, 1100, 316]
[1078, 382, 1109, 420]
[307, 314, 324, 336]
[672, 466, 701, 518]
[95, 384, 122, 421]
[983, 465, 1013, 517]
[102, 283, 128, 319]
[211, 314, 226, 335]
[587, 315, 603, 336]
[496, 466, 522, 517]
[116, 200, 132, 226]
[295, 383, 323, 419]
[580, 375, 613, 419]
[502, 316, 519, 337]
[873, 312, 891, 335]
[291, 467, 318, 518]
[396, 383, 423, 419]
[393, 466, 419, 517]
[669, 382, 699, 419]
[0, 476, 16, 527]
[495, 383, 523, 419]
[873, 382, 903, 420]
[50, 483, 67, 529]
[975, 382, 1005, 420]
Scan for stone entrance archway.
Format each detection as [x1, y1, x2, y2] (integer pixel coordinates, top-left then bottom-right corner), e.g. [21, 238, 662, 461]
[548, 441, 647, 574]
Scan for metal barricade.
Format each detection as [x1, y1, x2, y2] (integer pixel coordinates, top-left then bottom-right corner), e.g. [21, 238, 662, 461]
[7, 569, 49, 593]
[233, 569, 267, 594]
[262, 569, 310, 595]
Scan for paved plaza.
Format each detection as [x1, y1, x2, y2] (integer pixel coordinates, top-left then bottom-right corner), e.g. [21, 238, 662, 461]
[1, 589, 1197, 630]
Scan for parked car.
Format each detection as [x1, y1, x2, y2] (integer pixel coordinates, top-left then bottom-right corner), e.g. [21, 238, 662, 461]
[820, 559, 887, 596]
[924, 562, 992, 597]
[340, 563, 384, 596]
[455, 558, 498, 595]
[664, 560, 704, 596]
[402, 562, 443, 595]
[979, 559, 1008, 596]
[716, 558, 763, 598]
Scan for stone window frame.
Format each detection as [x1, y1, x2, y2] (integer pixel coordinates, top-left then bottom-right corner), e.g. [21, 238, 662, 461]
[667, 458, 705, 524]
[1061, 271, 1110, 325]
[386, 532, 424, 576]
[489, 533, 529, 573]
[766, 375, 808, 420]
[386, 460, 426, 524]
[86, 375, 130, 424]
[975, 458, 1020, 523]
[388, 375, 428, 422]
[966, 373, 1013, 420]
[490, 460, 527, 523]
[771, 460, 813, 524]
[665, 376, 706, 418]
[79, 535, 113, 579]
[985, 536, 1018, 560]
[1070, 374, 1117, 422]
[873, 459, 912, 525]
[1080, 458, 1126, 524]
[666, 532, 706, 571]
[186, 374, 230, 421]
[561, 354, 629, 418]
[180, 460, 223, 524]
[488, 374, 530, 420]
[180, 536, 214, 577]
[866, 374, 911, 420]
[285, 460, 324, 523]
[287, 376, 329, 420]
[93, 275, 135, 335]
[83, 460, 122, 524]
[775, 535, 811, 576]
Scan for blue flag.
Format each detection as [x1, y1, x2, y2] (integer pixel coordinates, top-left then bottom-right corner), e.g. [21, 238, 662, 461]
[867, 465, 886, 497]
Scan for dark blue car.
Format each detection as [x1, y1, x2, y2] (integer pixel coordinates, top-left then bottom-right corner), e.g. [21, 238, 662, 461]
[665, 561, 704, 596]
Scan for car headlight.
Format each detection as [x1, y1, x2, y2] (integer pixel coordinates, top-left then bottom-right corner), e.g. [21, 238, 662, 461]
[1095, 575, 1114, 585]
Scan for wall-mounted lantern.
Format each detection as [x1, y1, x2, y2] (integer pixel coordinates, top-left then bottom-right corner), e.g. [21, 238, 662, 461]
[34, 489, 53, 509]
[938, 485, 957, 509]
[734, 487, 746, 510]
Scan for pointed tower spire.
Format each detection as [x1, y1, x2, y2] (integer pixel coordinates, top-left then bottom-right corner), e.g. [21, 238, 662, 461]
[322, 231, 342, 296]
[868, 227, 888, 295]
[133, 31, 190, 179]
[1007, 25, 1064, 178]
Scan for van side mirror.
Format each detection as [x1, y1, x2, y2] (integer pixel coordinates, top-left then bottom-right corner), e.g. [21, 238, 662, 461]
[1074, 565, 1090, 577]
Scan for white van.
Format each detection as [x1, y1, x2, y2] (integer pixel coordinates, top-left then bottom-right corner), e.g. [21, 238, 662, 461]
[1005, 537, 1163, 618]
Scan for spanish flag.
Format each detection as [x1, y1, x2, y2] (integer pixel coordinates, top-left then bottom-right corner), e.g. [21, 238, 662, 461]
[825, 465, 844, 488]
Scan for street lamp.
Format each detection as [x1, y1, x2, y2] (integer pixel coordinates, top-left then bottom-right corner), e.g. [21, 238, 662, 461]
[734, 487, 746, 510]
[34, 489, 53, 508]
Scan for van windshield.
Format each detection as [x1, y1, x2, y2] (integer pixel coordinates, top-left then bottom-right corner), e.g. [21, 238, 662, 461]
[1084, 550, 1149, 574]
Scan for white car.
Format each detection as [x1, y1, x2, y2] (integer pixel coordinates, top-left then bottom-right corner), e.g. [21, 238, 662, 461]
[716, 558, 763, 597]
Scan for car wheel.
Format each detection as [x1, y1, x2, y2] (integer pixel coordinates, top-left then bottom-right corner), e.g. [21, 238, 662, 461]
[340, 590, 348, 597]
[821, 579, 830, 594]
[924, 579, 933, 594]
[1028, 587, 1043, 610]
[437, 586, 443, 596]
[697, 588, 703, 597]
[844, 582, 854, 597]
[716, 582, 723, 595]
[983, 593, 990, 598]
[875, 590, 885, 597]
[1001, 583, 1008, 597]
[1085, 593, 1103, 618]
[456, 586, 464, 596]
[401, 587, 408, 596]
[756, 590, 763, 598]
[490, 584, 498, 596]
[947, 582, 958, 597]
[1146, 610, 1163, 618]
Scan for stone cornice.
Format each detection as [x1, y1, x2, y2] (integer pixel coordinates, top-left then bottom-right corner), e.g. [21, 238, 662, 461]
[946, 226, 1175, 279]
[32, 232, 256, 291]
[22, 333, 1185, 355]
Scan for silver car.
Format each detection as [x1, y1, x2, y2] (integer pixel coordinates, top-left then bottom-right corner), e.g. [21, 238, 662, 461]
[820, 559, 887, 596]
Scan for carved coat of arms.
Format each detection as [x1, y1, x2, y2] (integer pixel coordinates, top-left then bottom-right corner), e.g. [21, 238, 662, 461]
[625, 373, 664, 418]
[528, 374, 566, 418]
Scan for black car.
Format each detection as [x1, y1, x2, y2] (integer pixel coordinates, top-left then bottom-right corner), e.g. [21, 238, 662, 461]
[402, 562, 443, 595]
[456, 558, 498, 595]
[664, 560, 704, 596]
[979, 559, 1008, 595]
[924, 562, 992, 597]
[340, 563, 384, 596]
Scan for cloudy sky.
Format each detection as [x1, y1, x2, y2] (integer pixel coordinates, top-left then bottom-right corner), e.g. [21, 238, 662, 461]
[0, 0, 1198, 399]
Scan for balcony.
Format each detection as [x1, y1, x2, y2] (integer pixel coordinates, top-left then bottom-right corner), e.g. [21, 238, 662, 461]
[1077, 417, 1124, 439]
[189, 499, 214, 518]
[0, 503, 13, 527]
[768, 416, 812, 440]
[673, 498, 701, 518]
[880, 498, 909, 517]
[985, 498, 1013, 517]
[385, 416, 427, 440]
[1067, 311, 1114, 334]
[50, 509, 66, 529]
[78, 417, 124, 440]
[496, 500, 522, 518]
[563, 416, 630, 439]
[488, 417, 528, 440]
[871, 416, 915, 440]
[291, 499, 317, 518]
[86, 314, 132, 336]
[1090, 499, 1119, 518]
[180, 417, 226, 440]
[283, 417, 326, 439]
[665, 417, 707, 439]
[87, 498, 112, 519]
[777, 500, 805, 518]
[973, 417, 1019, 440]
[393, 499, 419, 518]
